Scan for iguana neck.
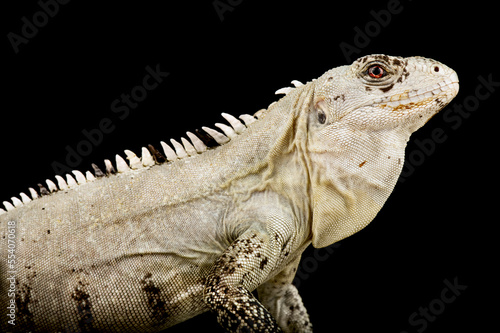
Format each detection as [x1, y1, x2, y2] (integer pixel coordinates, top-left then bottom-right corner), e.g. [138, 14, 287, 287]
[224, 83, 316, 217]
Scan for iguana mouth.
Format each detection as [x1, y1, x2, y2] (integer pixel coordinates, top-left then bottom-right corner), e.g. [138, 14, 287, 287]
[372, 76, 459, 109]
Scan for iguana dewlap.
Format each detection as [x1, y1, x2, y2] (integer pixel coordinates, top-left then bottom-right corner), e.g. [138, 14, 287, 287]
[0, 55, 459, 332]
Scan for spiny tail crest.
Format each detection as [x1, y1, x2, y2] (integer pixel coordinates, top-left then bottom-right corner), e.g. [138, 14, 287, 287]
[0, 76, 307, 214]
[0, 112, 258, 214]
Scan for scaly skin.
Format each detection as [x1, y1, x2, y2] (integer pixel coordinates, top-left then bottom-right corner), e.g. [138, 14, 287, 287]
[0, 55, 458, 332]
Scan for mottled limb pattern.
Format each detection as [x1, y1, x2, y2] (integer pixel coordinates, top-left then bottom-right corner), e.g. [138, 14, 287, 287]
[204, 231, 283, 332]
[257, 258, 313, 333]
[258, 283, 312, 333]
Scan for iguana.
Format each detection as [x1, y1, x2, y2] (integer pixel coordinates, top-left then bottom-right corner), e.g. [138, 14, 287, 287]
[0, 54, 459, 332]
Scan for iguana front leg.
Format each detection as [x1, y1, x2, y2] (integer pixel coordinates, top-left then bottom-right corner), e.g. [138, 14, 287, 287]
[203, 230, 283, 332]
[257, 256, 313, 333]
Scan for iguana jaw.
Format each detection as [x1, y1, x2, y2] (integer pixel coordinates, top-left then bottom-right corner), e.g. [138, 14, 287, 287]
[370, 75, 459, 110]
[366, 75, 459, 132]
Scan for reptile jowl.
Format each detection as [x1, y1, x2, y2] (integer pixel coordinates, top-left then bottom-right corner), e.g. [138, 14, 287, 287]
[0, 55, 459, 332]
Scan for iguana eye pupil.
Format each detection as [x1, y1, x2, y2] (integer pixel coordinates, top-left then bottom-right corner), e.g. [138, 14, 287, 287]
[368, 65, 385, 78]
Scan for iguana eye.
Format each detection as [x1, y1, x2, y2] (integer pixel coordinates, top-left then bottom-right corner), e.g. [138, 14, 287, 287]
[368, 65, 386, 78]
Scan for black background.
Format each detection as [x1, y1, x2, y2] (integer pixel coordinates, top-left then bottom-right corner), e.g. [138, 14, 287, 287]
[2, 1, 497, 332]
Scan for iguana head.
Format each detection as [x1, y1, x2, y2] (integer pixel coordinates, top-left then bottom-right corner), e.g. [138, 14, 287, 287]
[307, 55, 459, 247]
[311, 54, 459, 133]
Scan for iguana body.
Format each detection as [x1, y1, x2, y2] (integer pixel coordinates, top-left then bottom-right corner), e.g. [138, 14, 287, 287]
[0, 55, 459, 332]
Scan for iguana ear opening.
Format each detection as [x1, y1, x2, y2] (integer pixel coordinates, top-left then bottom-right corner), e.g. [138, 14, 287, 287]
[313, 97, 329, 125]
[311, 97, 331, 125]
